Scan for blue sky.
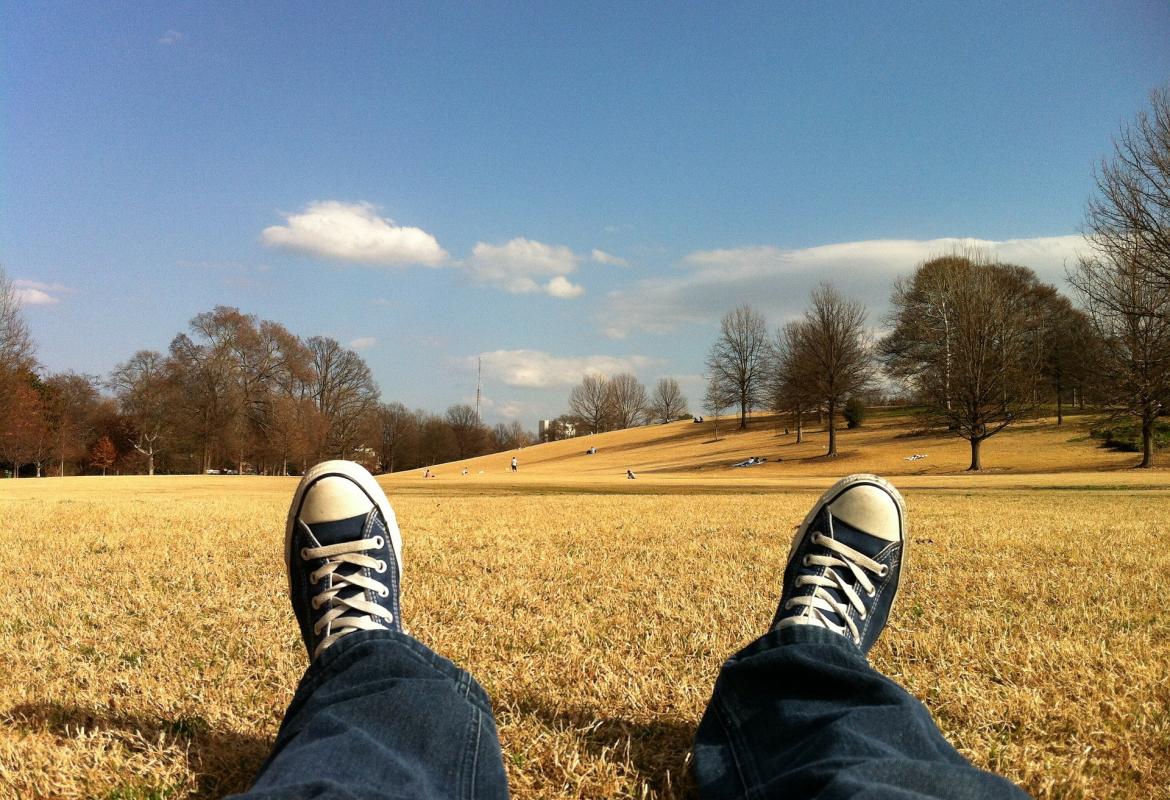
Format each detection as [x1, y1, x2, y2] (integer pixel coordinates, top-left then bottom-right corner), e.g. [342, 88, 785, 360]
[3, 2, 1169, 424]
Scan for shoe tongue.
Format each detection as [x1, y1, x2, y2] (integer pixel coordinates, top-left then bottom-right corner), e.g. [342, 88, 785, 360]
[827, 513, 887, 559]
[306, 512, 370, 546]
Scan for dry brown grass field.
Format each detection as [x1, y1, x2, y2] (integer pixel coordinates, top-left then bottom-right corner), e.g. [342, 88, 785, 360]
[1, 413, 1167, 799]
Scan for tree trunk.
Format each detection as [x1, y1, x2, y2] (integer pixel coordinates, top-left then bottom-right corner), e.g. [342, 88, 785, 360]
[148, 452, 155, 476]
[968, 437, 983, 471]
[1140, 416, 1154, 468]
[795, 408, 803, 443]
[1056, 388, 1063, 426]
[739, 399, 748, 429]
[826, 399, 837, 457]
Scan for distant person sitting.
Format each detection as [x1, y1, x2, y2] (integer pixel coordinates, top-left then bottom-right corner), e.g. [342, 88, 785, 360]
[626, 469, 636, 480]
[230, 467, 1029, 800]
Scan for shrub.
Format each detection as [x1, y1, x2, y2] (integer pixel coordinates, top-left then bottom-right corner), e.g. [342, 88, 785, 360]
[1090, 421, 1170, 452]
[844, 397, 867, 429]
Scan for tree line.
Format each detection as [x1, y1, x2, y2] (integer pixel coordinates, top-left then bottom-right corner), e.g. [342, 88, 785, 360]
[0, 300, 535, 477]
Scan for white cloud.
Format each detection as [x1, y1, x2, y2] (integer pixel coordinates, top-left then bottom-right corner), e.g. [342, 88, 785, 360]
[466, 238, 585, 298]
[14, 279, 70, 306]
[262, 201, 447, 266]
[158, 30, 184, 45]
[349, 336, 376, 350]
[468, 349, 659, 388]
[545, 275, 584, 298]
[600, 235, 1088, 337]
[591, 249, 629, 267]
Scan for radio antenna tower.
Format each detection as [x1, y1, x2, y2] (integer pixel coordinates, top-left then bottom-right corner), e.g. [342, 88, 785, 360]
[475, 356, 482, 423]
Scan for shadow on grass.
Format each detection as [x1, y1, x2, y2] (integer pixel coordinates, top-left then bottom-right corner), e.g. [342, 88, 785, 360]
[503, 694, 698, 798]
[2, 701, 272, 797]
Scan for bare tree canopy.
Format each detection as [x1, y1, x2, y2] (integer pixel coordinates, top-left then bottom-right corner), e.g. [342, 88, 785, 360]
[607, 372, 648, 429]
[702, 371, 735, 441]
[307, 336, 380, 458]
[881, 254, 1049, 470]
[707, 305, 768, 429]
[1085, 85, 1170, 289]
[649, 377, 689, 423]
[768, 320, 819, 444]
[795, 283, 873, 457]
[109, 350, 172, 475]
[0, 266, 36, 390]
[445, 403, 486, 459]
[568, 374, 613, 434]
[1069, 252, 1170, 467]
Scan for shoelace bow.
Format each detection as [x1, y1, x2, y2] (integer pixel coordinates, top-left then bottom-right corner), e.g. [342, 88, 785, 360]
[778, 531, 888, 645]
[301, 536, 393, 658]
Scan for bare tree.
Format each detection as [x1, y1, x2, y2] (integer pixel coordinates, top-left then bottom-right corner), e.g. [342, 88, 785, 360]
[649, 377, 688, 423]
[43, 372, 100, 476]
[1085, 86, 1170, 290]
[109, 351, 172, 475]
[307, 337, 380, 459]
[607, 372, 648, 429]
[445, 403, 486, 459]
[768, 320, 819, 443]
[798, 283, 873, 457]
[703, 371, 735, 442]
[1039, 299, 1098, 425]
[568, 374, 613, 434]
[882, 255, 1044, 470]
[491, 420, 533, 451]
[707, 305, 768, 429]
[0, 266, 35, 377]
[1069, 251, 1170, 467]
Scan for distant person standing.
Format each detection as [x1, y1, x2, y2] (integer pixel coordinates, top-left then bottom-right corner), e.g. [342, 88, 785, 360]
[510, 456, 518, 473]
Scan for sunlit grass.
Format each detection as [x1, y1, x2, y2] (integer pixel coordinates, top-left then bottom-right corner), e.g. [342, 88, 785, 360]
[1, 413, 1166, 798]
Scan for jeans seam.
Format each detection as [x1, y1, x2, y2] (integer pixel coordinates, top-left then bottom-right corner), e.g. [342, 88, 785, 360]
[713, 687, 759, 800]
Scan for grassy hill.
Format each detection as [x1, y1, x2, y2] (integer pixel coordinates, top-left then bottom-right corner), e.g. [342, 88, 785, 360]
[390, 409, 1169, 492]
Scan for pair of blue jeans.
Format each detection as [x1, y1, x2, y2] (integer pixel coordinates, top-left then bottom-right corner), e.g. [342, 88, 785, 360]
[232, 627, 1028, 799]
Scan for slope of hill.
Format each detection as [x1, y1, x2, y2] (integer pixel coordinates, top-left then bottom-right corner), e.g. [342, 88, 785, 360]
[388, 410, 1168, 491]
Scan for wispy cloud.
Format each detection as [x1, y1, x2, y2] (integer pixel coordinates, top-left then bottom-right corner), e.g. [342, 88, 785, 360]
[599, 235, 1088, 338]
[466, 238, 584, 298]
[14, 279, 71, 306]
[349, 336, 376, 350]
[466, 349, 659, 388]
[591, 249, 628, 267]
[262, 201, 448, 266]
[158, 30, 184, 45]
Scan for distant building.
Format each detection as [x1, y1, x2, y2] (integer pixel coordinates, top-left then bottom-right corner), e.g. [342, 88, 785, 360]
[538, 418, 577, 442]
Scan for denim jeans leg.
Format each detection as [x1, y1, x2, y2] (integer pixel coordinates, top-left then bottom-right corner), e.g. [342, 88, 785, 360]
[230, 630, 510, 800]
[693, 626, 1030, 800]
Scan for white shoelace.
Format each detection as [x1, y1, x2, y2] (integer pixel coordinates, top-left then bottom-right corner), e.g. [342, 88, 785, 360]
[777, 532, 888, 645]
[301, 536, 394, 658]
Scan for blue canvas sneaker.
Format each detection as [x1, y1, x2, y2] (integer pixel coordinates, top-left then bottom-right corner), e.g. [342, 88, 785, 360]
[285, 460, 404, 661]
[771, 474, 906, 653]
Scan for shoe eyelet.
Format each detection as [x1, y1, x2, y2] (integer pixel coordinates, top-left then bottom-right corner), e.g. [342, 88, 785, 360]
[802, 555, 812, 566]
[373, 536, 385, 548]
[867, 587, 876, 598]
[309, 573, 319, 585]
[379, 587, 390, 598]
[784, 599, 793, 610]
[300, 548, 311, 560]
[311, 597, 322, 609]
[878, 565, 890, 577]
[376, 560, 387, 574]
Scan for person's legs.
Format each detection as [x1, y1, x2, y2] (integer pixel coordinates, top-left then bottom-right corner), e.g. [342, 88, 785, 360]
[230, 461, 509, 800]
[693, 474, 1029, 800]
